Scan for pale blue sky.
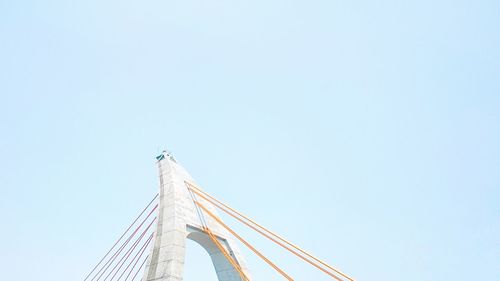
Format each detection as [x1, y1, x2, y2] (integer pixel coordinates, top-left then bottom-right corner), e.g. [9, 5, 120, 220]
[0, 0, 499, 280]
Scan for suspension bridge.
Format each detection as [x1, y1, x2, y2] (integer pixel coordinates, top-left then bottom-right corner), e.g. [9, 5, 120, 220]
[83, 151, 355, 281]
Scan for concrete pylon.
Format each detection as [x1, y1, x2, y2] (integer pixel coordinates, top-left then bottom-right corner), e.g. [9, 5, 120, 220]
[141, 151, 250, 281]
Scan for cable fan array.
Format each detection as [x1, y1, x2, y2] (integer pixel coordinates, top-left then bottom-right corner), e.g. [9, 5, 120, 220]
[84, 184, 355, 281]
[184, 181, 355, 281]
[84, 194, 158, 281]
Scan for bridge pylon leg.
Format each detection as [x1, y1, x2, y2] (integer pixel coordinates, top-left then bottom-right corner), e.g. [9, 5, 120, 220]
[141, 152, 250, 281]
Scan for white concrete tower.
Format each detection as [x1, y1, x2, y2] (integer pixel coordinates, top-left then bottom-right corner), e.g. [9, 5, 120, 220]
[141, 151, 250, 281]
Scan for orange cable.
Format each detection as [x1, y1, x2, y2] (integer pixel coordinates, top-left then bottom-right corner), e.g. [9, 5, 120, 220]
[186, 181, 353, 279]
[185, 181, 351, 281]
[196, 202, 294, 281]
[185, 182, 249, 281]
[203, 226, 250, 281]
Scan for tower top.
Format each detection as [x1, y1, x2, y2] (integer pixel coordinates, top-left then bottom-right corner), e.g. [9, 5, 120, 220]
[155, 149, 177, 163]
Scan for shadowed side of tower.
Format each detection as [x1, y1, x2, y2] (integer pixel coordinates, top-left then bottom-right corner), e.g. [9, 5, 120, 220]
[141, 151, 250, 281]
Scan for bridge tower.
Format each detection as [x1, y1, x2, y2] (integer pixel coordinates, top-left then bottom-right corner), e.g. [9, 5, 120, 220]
[141, 151, 250, 281]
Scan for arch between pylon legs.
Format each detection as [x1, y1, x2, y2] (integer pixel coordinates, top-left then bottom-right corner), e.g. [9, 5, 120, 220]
[142, 224, 245, 281]
[186, 225, 245, 281]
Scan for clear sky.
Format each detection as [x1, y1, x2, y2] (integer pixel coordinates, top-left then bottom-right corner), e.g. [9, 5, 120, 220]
[0, 0, 499, 280]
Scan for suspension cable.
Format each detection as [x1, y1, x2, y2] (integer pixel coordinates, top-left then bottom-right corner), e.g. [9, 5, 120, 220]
[203, 226, 250, 281]
[116, 233, 154, 281]
[130, 255, 149, 281]
[122, 234, 153, 281]
[106, 218, 157, 281]
[197, 202, 294, 281]
[185, 183, 249, 281]
[185, 181, 354, 281]
[84, 194, 158, 281]
[186, 184, 209, 228]
[92, 205, 158, 281]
